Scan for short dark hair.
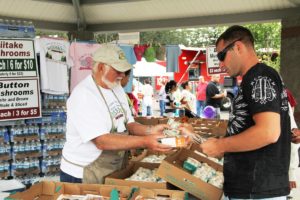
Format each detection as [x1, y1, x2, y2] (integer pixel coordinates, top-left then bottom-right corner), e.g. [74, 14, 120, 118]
[181, 81, 189, 89]
[216, 25, 255, 48]
[144, 79, 150, 84]
[165, 80, 177, 93]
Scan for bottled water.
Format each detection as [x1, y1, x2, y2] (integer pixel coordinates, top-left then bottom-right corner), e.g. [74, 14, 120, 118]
[46, 123, 51, 135]
[42, 140, 48, 157]
[174, 102, 180, 117]
[28, 124, 34, 136]
[34, 124, 39, 135]
[9, 126, 15, 142]
[20, 141, 26, 153]
[3, 127, 9, 142]
[22, 125, 28, 136]
[0, 127, 3, 138]
[40, 123, 46, 140]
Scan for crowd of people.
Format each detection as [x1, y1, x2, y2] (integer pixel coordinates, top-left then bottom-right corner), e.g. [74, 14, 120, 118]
[59, 25, 300, 199]
[127, 75, 227, 119]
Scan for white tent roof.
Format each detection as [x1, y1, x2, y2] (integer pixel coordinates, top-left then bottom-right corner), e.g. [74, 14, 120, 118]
[133, 59, 173, 77]
[0, 0, 299, 32]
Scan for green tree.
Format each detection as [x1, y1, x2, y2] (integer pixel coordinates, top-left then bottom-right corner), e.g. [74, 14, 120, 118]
[93, 22, 280, 50]
[91, 22, 282, 71]
[35, 30, 68, 39]
[245, 22, 281, 50]
[94, 33, 118, 43]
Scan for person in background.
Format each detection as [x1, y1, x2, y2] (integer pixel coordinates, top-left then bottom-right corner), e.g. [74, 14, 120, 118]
[60, 45, 172, 184]
[200, 25, 290, 199]
[121, 70, 139, 116]
[286, 88, 297, 113]
[292, 128, 300, 144]
[286, 88, 300, 170]
[158, 79, 167, 116]
[164, 80, 179, 117]
[205, 74, 226, 118]
[181, 81, 196, 113]
[232, 77, 239, 97]
[288, 102, 300, 197]
[196, 76, 207, 116]
[141, 79, 154, 116]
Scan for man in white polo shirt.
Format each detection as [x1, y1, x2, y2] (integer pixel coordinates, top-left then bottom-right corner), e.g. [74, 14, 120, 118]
[60, 44, 172, 184]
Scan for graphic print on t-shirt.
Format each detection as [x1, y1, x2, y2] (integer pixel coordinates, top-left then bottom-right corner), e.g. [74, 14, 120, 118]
[109, 100, 127, 132]
[280, 86, 289, 112]
[45, 42, 67, 63]
[79, 54, 93, 70]
[251, 76, 276, 104]
[227, 88, 248, 135]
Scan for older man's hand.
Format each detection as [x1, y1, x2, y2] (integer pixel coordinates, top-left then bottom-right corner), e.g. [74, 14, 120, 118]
[144, 134, 173, 152]
[150, 124, 170, 134]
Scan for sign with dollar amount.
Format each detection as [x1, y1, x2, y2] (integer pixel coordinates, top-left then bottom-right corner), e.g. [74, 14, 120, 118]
[206, 46, 226, 75]
[0, 79, 41, 121]
[0, 39, 38, 78]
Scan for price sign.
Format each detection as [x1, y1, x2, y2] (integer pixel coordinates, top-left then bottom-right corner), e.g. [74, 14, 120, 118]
[0, 79, 41, 121]
[0, 39, 38, 78]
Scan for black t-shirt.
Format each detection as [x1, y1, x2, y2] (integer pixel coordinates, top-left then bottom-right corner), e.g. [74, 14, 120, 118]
[206, 81, 222, 108]
[165, 93, 175, 113]
[224, 63, 291, 198]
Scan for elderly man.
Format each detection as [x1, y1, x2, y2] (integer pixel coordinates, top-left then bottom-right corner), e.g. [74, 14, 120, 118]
[60, 44, 172, 184]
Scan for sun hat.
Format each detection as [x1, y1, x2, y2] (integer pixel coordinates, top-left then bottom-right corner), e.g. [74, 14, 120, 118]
[92, 44, 132, 72]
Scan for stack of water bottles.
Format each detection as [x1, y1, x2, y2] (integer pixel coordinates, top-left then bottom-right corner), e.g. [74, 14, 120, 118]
[41, 155, 63, 175]
[0, 19, 35, 38]
[0, 93, 67, 185]
[39, 93, 67, 177]
[10, 124, 42, 179]
[0, 127, 11, 179]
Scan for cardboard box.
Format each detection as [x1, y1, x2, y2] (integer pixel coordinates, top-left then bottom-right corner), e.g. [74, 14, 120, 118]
[190, 143, 224, 167]
[105, 162, 167, 189]
[134, 117, 159, 125]
[7, 181, 132, 200]
[130, 149, 177, 163]
[156, 149, 223, 200]
[158, 117, 169, 124]
[12, 134, 39, 142]
[131, 188, 187, 200]
[0, 153, 10, 161]
[14, 151, 42, 160]
[0, 170, 9, 179]
[190, 118, 228, 137]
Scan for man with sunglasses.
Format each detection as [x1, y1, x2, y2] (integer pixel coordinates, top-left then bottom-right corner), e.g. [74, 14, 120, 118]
[200, 25, 290, 199]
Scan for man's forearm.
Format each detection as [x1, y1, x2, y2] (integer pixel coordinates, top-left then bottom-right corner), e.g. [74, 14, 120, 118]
[127, 122, 150, 136]
[212, 93, 224, 99]
[219, 123, 279, 153]
[92, 133, 147, 150]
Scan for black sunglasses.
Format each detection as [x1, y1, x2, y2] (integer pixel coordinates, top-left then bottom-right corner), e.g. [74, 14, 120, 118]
[217, 39, 242, 61]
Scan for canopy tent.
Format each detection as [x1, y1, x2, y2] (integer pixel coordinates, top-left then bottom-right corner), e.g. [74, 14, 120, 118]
[0, 0, 299, 33]
[133, 59, 173, 77]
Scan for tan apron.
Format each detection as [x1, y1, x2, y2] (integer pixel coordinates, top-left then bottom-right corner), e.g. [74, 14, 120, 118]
[65, 77, 129, 184]
[82, 149, 126, 184]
